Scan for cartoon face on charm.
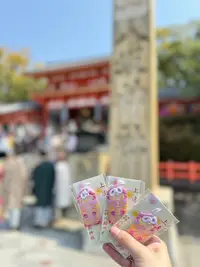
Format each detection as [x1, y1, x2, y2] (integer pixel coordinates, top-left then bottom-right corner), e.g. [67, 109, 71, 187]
[107, 185, 127, 224]
[77, 187, 101, 227]
[136, 212, 157, 225]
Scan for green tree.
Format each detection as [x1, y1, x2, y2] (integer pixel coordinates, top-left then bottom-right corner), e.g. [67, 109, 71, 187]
[157, 21, 200, 97]
[0, 49, 46, 102]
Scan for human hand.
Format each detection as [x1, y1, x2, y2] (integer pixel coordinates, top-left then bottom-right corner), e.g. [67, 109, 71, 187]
[103, 226, 172, 267]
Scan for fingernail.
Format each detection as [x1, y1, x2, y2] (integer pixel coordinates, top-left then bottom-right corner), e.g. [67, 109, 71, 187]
[110, 226, 120, 237]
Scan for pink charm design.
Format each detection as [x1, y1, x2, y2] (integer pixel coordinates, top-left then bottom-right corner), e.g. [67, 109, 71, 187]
[77, 187, 101, 227]
[107, 184, 127, 224]
[136, 212, 158, 225]
[127, 212, 159, 243]
[127, 224, 148, 242]
[126, 212, 159, 243]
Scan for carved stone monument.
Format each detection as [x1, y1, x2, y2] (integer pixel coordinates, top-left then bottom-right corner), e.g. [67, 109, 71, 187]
[110, 0, 158, 189]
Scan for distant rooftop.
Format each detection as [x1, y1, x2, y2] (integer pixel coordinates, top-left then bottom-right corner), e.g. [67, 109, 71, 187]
[159, 88, 182, 99]
[0, 101, 40, 115]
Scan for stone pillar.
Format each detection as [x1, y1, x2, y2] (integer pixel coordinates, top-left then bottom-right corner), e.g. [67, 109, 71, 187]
[110, 0, 158, 189]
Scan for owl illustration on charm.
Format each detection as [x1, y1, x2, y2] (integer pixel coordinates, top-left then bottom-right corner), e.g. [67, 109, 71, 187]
[77, 187, 101, 227]
[127, 211, 159, 242]
[127, 212, 158, 243]
[107, 184, 128, 224]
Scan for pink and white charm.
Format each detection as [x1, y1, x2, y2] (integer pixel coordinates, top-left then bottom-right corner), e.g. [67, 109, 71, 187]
[77, 187, 101, 227]
[107, 184, 128, 224]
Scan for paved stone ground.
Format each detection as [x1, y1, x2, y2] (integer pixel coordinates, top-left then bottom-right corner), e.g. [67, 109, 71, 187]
[0, 196, 199, 266]
[0, 231, 118, 267]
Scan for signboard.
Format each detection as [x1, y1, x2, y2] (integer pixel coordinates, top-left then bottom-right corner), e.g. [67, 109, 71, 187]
[67, 97, 97, 109]
[47, 101, 64, 110]
[47, 95, 109, 110]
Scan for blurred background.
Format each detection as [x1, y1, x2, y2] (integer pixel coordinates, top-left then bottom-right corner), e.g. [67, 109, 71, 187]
[0, 0, 199, 266]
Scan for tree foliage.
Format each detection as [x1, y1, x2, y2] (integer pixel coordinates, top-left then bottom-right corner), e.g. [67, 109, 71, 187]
[0, 49, 46, 102]
[157, 21, 200, 97]
[160, 119, 200, 162]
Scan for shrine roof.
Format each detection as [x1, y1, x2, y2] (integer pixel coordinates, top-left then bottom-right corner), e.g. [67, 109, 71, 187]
[25, 55, 110, 75]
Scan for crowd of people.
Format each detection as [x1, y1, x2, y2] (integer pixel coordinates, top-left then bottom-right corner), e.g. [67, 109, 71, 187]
[0, 123, 41, 154]
[0, 106, 108, 157]
[0, 109, 107, 230]
[0, 148, 72, 230]
[42, 117, 107, 155]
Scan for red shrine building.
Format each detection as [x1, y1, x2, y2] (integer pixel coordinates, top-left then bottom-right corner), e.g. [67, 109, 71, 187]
[0, 102, 41, 126]
[26, 56, 200, 128]
[27, 57, 110, 128]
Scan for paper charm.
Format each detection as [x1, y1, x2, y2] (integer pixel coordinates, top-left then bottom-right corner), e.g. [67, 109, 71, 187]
[77, 187, 101, 227]
[100, 176, 145, 243]
[71, 174, 107, 245]
[107, 185, 127, 224]
[127, 212, 160, 242]
[111, 190, 179, 258]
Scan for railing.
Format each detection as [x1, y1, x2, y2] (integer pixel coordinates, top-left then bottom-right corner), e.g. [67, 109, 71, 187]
[159, 161, 200, 183]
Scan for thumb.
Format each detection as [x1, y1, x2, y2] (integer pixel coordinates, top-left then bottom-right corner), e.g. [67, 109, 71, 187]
[110, 226, 148, 259]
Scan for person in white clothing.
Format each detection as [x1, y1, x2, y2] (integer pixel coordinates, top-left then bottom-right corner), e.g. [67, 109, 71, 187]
[55, 151, 72, 218]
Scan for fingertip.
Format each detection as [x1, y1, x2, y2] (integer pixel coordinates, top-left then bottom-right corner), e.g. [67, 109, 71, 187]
[103, 243, 109, 250]
[103, 243, 113, 252]
[110, 226, 121, 237]
[152, 235, 162, 243]
[145, 235, 161, 245]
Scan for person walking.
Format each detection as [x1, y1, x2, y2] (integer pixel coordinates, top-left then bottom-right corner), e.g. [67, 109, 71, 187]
[55, 151, 72, 219]
[32, 150, 55, 228]
[66, 120, 78, 153]
[49, 130, 64, 162]
[3, 151, 28, 230]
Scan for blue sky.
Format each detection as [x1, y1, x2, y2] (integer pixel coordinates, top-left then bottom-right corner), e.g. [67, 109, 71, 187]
[0, 0, 200, 64]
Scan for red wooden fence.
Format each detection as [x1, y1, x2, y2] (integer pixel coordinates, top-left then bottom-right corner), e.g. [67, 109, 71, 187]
[159, 161, 200, 183]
